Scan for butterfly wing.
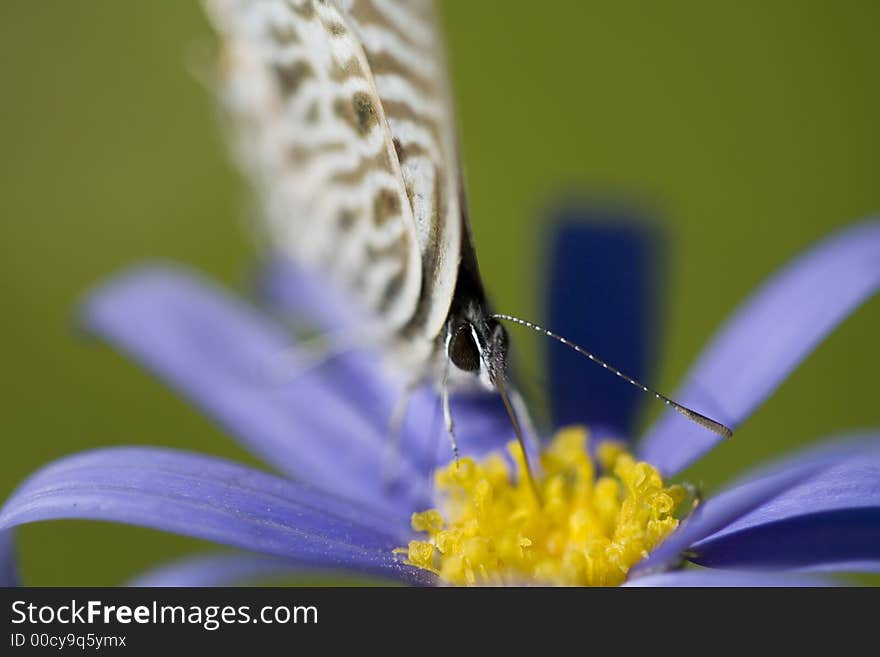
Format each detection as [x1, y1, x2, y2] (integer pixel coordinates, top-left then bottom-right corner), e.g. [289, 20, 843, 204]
[206, 0, 462, 348]
[206, 0, 422, 332]
[339, 0, 463, 343]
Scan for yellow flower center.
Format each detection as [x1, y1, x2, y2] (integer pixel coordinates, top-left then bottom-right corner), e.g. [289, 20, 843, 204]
[398, 426, 686, 586]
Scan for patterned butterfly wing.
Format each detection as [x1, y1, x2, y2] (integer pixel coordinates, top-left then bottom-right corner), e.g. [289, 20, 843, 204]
[206, 0, 463, 356]
[339, 0, 464, 343]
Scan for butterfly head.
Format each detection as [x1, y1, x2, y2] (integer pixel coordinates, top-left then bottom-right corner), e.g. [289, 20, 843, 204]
[446, 313, 509, 391]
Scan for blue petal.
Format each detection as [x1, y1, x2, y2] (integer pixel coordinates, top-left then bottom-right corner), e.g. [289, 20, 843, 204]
[639, 219, 880, 476]
[127, 553, 307, 587]
[624, 569, 836, 587]
[634, 433, 880, 575]
[0, 447, 432, 585]
[544, 216, 664, 437]
[80, 266, 430, 515]
[691, 443, 880, 570]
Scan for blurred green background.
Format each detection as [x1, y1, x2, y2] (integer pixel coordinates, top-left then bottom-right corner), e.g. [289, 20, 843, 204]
[1, 1, 878, 585]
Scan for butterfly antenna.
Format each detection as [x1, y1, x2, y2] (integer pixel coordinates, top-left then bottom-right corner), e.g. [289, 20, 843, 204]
[492, 314, 733, 439]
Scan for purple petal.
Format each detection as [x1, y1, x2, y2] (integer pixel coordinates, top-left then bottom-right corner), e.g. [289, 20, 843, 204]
[127, 553, 306, 587]
[638, 219, 880, 475]
[256, 255, 361, 334]
[257, 256, 518, 468]
[80, 266, 430, 515]
[0, 530, 19, 586]
[545, 216, 664, 437]
[634, 433, 879, 575]
[127, 552, 398, 586]
[690, 441, 880, 570]
[82, 265, 516, 513]
[791, 560, 880, 574]
[0, 447, 431, 585]
[625, 569, 836, 587]
[425, 391, 528, 464]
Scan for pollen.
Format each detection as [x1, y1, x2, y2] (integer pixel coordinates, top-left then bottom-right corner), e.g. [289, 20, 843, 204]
[400, 426, 686, 586]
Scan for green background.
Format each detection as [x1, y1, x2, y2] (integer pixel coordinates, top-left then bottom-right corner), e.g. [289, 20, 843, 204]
[1, 1, 878, 585]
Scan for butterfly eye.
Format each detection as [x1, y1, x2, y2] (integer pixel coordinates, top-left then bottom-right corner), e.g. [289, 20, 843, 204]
[448, 325, 481, 372]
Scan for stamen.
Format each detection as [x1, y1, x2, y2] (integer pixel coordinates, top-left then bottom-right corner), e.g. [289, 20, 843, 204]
[397, 426, 686, 586]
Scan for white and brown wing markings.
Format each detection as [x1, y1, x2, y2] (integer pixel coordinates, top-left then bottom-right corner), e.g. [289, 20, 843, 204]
[206, 0, 423, 328]
[341, 0, 464, 343]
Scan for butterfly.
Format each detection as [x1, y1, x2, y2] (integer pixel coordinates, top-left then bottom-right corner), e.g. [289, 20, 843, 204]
[203, 0, 730, 479]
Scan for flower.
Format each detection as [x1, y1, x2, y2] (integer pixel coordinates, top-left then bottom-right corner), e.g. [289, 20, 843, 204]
[1, 218, 879, 586]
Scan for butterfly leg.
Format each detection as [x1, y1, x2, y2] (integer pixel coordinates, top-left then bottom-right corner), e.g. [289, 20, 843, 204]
[440, 364, 460, 465]
[382, 378, 421, 487]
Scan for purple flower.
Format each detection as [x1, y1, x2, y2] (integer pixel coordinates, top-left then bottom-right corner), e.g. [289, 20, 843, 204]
[1, 219, 879, 586]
